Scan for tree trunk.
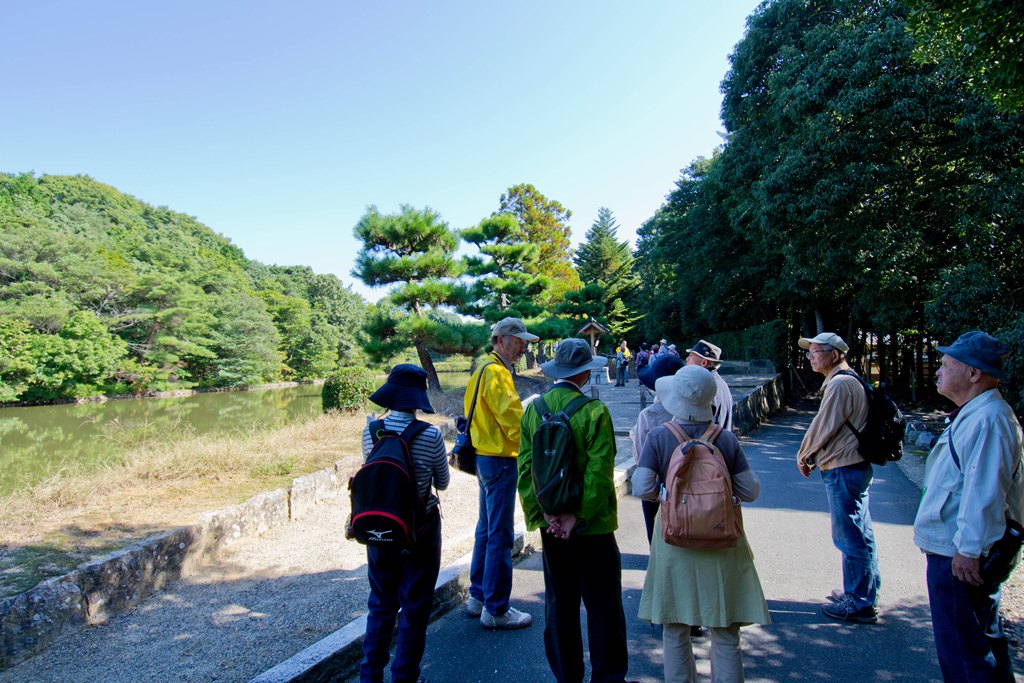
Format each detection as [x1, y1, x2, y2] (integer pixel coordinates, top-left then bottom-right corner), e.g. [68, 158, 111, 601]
[415, 341, 442, 392]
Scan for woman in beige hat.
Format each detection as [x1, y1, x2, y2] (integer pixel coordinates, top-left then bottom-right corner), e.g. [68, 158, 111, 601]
[631, 365, 769, 683]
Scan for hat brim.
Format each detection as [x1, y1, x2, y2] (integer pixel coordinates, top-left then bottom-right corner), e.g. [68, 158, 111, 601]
[368, 384, 435, 413]
[638, 357, 685, 390]
[655, 374, 713, 422]
[685, 349, 720, 363]
[511, 331, 540, 342]
[936, 345, 1007, 380]
[540, 355, 607, 379]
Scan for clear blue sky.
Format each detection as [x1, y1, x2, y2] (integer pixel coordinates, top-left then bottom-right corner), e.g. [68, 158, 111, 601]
[4, 1, 761, 301]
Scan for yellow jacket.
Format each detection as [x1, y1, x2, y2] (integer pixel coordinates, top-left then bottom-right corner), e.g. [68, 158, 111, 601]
[465, 352, 523, 457]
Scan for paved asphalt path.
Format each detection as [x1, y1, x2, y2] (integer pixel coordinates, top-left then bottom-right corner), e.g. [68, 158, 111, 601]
[351, 405, 942, 682]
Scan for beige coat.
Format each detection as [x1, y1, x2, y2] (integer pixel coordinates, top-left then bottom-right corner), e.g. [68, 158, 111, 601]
[796, 362, 868, 471]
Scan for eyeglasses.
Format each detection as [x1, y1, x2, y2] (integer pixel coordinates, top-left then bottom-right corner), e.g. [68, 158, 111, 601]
[805, 349, 832, 358]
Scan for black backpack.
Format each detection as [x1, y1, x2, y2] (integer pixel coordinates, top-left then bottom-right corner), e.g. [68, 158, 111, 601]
[346, 419, 430, 549]
[836, 370, 906, 465]
[532, 391, 594, 515]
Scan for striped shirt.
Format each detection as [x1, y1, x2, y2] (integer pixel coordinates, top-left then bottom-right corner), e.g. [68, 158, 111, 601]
[361, 411, 450, 511]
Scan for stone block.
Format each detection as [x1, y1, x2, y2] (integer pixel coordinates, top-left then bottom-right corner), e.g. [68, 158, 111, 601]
[290, 469, 341, 521]
[76, 526, 202, 623]
[0, 576, 86, 668]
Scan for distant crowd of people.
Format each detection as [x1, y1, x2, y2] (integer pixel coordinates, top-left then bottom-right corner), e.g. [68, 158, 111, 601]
[355, 318, 1022, 683]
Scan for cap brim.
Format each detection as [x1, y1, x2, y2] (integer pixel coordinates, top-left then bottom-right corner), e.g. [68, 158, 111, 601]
[540, 355, 607, 379]
[512, 331, 540, 342]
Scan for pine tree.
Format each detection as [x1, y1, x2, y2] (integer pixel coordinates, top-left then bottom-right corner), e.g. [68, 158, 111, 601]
[498, 184, 581, 306]
[459, 213, 551, 324]
[573, 208, 640, 338]
[351, 205, 464, 390]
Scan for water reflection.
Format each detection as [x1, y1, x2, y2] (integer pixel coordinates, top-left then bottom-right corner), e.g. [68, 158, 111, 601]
[0, 371, 473, 496]
[0, 385, 324, 495]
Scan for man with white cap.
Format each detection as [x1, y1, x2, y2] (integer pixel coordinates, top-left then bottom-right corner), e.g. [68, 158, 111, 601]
[465, 317, 539, 630]
[796, 331, 881, 624]
[686, 339, 734, 431]
[913, 331, 1023, 681]
[518, 338, 633, 683]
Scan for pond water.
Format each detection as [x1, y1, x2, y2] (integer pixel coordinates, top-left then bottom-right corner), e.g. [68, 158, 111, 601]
[0, 371, 472, 496]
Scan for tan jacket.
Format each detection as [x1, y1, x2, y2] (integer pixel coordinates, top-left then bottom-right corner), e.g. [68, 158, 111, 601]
[797, 362, 867, 471]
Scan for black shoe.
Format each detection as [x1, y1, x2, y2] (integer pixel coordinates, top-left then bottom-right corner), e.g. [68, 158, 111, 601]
[822, 598, 878, 624]
[690, 625, 704, 638]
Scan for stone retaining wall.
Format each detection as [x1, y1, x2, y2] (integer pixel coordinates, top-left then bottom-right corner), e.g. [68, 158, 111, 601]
[0, 459, 357, 669]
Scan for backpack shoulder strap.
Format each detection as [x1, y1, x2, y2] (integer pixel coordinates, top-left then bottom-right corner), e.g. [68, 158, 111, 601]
[561, 394, 595, 420]
[663, 420, 689, 445]
[399, 419, 431, 444]
[833, 370, 868, 437]
[538, 391, 554, 419]
[700, 423, 724, 444]
[369, 419, 388, 445]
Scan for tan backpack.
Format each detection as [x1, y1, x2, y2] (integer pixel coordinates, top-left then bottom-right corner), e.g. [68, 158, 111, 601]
[660, 421, 744, 549]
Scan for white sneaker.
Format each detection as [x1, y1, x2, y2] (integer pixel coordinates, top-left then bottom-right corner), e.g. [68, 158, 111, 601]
[465, 596, 483, 618]
[480, 606, 532, 630]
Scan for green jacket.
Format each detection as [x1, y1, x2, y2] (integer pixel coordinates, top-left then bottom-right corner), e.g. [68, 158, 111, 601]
[517, 383, 618, 535]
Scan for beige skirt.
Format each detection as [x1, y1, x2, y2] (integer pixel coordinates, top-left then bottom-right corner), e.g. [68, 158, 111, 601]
[638, 510, 771, 628]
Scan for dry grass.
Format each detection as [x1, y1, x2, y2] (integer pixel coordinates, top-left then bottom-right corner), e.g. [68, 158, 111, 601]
[0, 379, 541, 599]
[0, 409, 449, 597]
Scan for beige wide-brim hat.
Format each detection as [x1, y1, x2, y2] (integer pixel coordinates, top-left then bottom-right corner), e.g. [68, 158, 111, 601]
[655, 365, 716, 422]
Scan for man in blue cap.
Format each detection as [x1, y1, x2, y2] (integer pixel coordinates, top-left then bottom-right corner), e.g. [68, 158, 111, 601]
[914, 331, 1024, 682]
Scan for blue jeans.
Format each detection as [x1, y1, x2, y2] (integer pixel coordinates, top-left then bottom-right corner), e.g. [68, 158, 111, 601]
[361, 506, 441, 683]
[820, 461, 880, 609]
[927, 554, 1015, 682]
[470, 455, 518, 615]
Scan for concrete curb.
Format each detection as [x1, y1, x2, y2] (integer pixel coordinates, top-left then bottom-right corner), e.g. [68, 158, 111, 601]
[248, 530, 541, 683]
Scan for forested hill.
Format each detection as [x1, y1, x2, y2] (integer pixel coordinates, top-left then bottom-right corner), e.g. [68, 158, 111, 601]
[0, 173, 366, 403]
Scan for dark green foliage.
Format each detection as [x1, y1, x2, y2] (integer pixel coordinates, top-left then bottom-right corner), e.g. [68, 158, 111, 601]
[322, 367, 377, 413]
[634, 0, 1024, 410]
[906, 0, 1024, 111]
[0, 173, 366, 401]
[352, 205, 465, 391]
[573, 208, 641, 339]
[459, 213, 551, 323]
[498, 184, 581, 305]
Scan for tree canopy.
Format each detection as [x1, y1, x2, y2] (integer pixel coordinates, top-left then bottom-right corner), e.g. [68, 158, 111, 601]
[633, 0, 1024, 409]
[0, 173, 366, 402]
[498, 183, 581, 305]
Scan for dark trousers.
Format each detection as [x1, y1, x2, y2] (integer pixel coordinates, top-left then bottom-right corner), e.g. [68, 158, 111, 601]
[926, 553, 1016, 683]
[360, 506, 441, 683]
[641, 499, 658, 544]
[541, 531, 629, 683]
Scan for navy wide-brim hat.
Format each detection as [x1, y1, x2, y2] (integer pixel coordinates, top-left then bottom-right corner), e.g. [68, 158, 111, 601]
[937, 330, 1009, 380]
[369, 364, 435, 413]
[638, 353, 684, 391]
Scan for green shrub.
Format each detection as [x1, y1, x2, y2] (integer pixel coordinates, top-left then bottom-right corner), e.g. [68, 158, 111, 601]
[322, 367, 377, 413]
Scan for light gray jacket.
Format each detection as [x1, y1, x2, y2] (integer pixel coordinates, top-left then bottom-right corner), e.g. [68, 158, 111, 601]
[913, 389, 1024, 558]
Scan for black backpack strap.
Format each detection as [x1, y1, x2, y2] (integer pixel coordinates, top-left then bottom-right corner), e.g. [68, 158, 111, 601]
[369, 419, 388, 445]
[834, 370, 867, 438]
[561, 394, 595, 420]
[399, 419, 431, 444]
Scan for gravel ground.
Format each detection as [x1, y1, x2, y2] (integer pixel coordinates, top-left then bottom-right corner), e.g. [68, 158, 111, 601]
[0, 467, 505, 683]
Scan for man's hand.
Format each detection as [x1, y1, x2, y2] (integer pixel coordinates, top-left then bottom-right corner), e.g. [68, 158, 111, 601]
[543, 513, 578, 539]
[797, 458, 814, 478]
[952, 552, 983, 586]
